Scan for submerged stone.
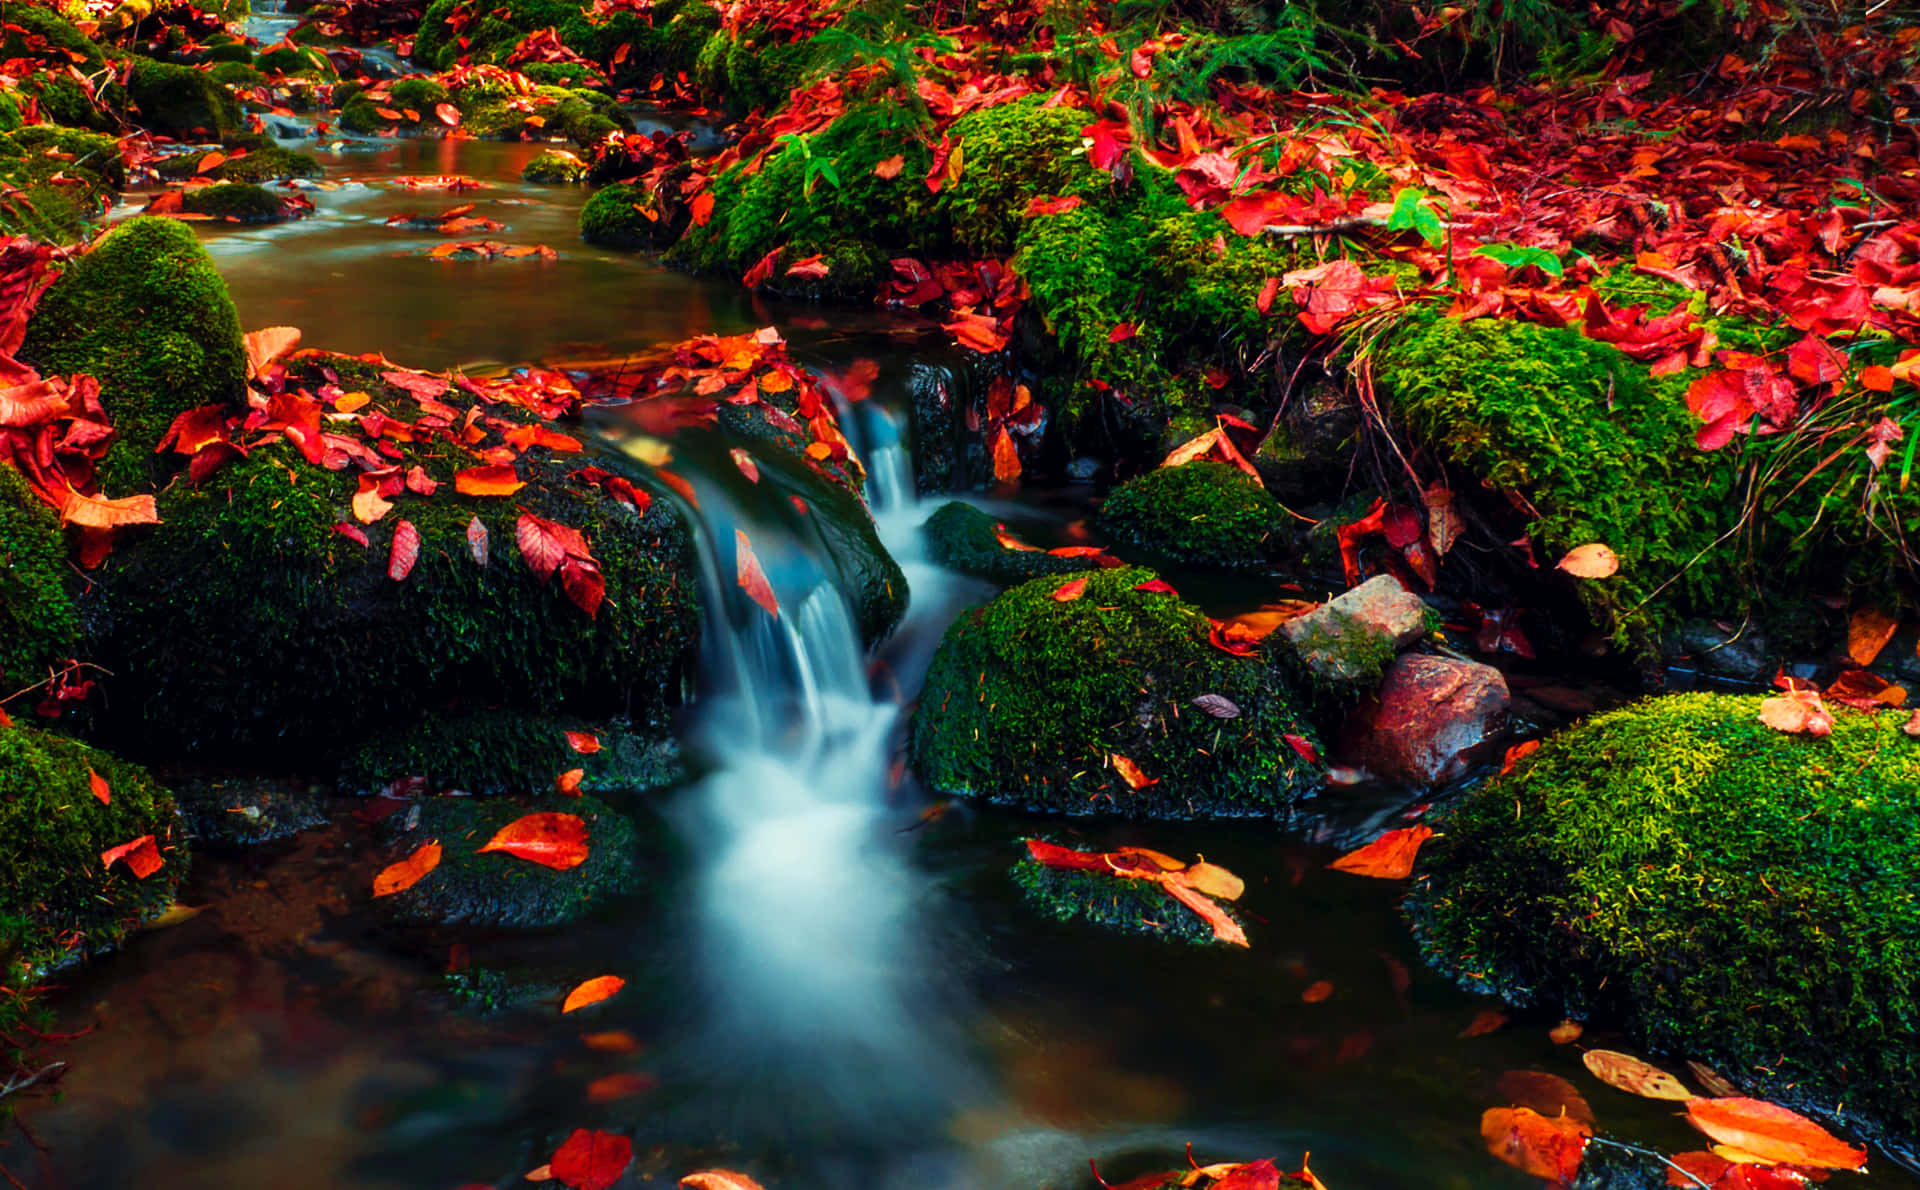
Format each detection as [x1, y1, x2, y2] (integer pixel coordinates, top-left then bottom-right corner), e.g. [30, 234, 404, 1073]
[1409, 692, 1920, 1137]
[910, 565, 1322, 817]
[173, 775, 329, 847]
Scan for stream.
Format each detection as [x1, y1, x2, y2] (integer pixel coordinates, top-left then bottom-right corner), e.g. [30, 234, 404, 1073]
[14, 125, 1920, 1190]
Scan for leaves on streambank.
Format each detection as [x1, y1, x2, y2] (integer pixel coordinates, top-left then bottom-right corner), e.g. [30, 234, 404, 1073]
[1025, 840, 1247, 946]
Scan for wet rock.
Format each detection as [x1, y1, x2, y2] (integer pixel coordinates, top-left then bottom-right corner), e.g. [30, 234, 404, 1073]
[911, 565, 1323, 818]
[1337, 654, 1509, 787]
[1279, 574, 1432, 688]
[0, 723, 186, 975]
[0, 463, 79, 693]
[181, 182, 292, 223]
[1253, 378, 1361, 500]
[379, 794, 645, 929]
[340, 711, 683, 797]
[1013, 853, 1245, 948]
[173, 776, 329, 847]
[156, 145, 324, 183]
[1666, 618, 1774, 683]
[522, 150, 587, 184]
[923, 501, 1095, 587]
[127, 57, 241, 140]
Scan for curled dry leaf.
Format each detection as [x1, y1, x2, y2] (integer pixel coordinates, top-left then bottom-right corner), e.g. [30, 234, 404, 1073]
[476, 812, 589, 871]
[1328, 826, 1434, 879]
[1684, 1097, 1868, 1171]
[61, 489, 159, 530]
[1481, 1106, 1590, 1182]
[1556, 542, 1620, 578]
[372, 841, 441, 897]
[1582, 1049, 1693, 1100]
[561, 974, 625, 1013]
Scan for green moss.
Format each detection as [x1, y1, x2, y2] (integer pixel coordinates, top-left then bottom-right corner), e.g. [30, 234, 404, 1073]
[694, 26, 815, 116]
[207, 60, 265, 86]
[127, 57, 240, 139]
[923, 500, 1096, 586]
[378, 794, 643, 928]
[15, 72, 110, 130]
[85, 358, 700, 765]
[0, 723, 184, 977]
[1409, 692, 1920, 1135]
[340, 711, 683, 796]
[252, 43, 336, 77]
[1096, 461, 1286, 570]
[579, 182, 664, 250]
[0, 465, 78, 691]
[1013, 856, 1241, 947]
[21, 216, 245, 493]
[201, 41, 255, 65]
[0, 4, 107, 75]
[523, 150, 585, 183]
[0, 125, 122, 242]
[157, 144, 322, 182]
[392, 77, 451, 109]
[941, 97, 1110, 257]
[909, 565, 1321, 817]
[181, 181, 286, 221]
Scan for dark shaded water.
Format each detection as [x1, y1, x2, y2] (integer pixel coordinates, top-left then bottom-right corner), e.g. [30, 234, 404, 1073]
[15, 134, 1918, 1190]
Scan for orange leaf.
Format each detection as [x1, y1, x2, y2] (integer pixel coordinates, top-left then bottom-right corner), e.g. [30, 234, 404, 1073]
[564, 730, 601, 754]
[872, 154, 904, 179]
[1302, 980, 1334, 1003]
[476, 812, 589, 871]
[585, 1072, 656, 1103]
[736, 528, 778, 617]
[1460, 1010, 1508, 1038]
[60, 489, 159, 530]
[580, 1030, 641, 1053]
[690, 191, 715, 226]
[454, 464, 526, 496]
[353, 474, 393, 524]
[243, 325, 301, 380]
[1110, 753, 1156, 789]
[1847, 607, 1899, 667]
[1556, 542, 1619, 578]
[1550, 1019, 1585, 1045]
[1329, 825, 1433, 879]
[992, 525, 1041, 552]
[1051, 577, 1087, 602]
[195, 151, 226, 174]
[989, 424, 1021, 482]
[556, 767, 585, 795]
[88, 767, 109, 805]
[101, 835, 163, 879]
[435, 102, 461, 126]
[561, 974, 626, 1013]
[1684, 1098, 1867, 1171]
[1758, 691, 1833, 736]
[1159, 878, 1248, 947]
[373, 841, 441, 896]
[1481, 1106, 1590, 1182]
[759, 369, 794, 394]
[681, 1173, 766, 1190]
[728, 447, 761, 482]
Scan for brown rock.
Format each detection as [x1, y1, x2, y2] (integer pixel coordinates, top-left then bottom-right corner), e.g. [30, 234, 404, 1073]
[1280, 574, 1431, 686]
[1338, 654, 1510, 787]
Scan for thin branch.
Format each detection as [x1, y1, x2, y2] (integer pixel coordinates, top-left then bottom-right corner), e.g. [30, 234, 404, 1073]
[0, 1062, 64, 1101]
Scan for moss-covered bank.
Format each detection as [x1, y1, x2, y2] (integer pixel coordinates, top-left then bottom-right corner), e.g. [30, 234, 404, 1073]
[1409, 692, 1920, 1136]
[910, 565, 1321, 817]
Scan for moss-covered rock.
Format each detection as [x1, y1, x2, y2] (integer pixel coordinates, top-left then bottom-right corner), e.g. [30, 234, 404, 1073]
[1014, 854, 1245, 947]
[341, 77, 452, 132]
[207, 60, 266, 87]
[923, 500, 1096, 586]
[1095, 461, 1287, 570]
[693, 26, 815, 116]
[84, 357, 699, 766]
[378, 793, 644, 928]
[252, 42, 337, 78]
[181, 181, 288, 221]
[1409, 692, 1920, 1135]
[21, 216, 246, 493]
[15, 72, 111, 131]
[340, 711, 683, 796]
[0, 4, 108, 76]
[0, 124, 121, 242]
[580, 181, 668, 250]
[127, 57, 241, 139]
[156, 144, 323, 182]
[941, 97, 1110, 258]
[0, 723, 184, 977]
[173, 775, 327, 847]
[522, 149, 585, 183]
[0, 464, 79, 691]
[910, 565, 1322, 817]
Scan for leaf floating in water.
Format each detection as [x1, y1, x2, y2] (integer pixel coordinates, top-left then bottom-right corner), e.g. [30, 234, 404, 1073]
[372, 841, 441, 897]
[476, 812, 589, 871]
[584, 1072, 656, 1103]
[561, 975, 625, 1014]
[1550, 1019, 1584, 1045]
[1496, 1070, 1596, 1127]
[680, 1172, 766, 1190]
[1191, 693, 1241, 719]
[1328, 826, 1433, 879]
[1481, 1106, 1590, 1182]
[549, 1128, 632, 1190]
[1582, 1049, 1693, 1101]
[735, 529, 779, 617]
[728, 447, 760, 483]
[1301, 980, 1334, 1003]
[1683, 1097, 1868, 1171]
[1460, 1009, 1508, 1038]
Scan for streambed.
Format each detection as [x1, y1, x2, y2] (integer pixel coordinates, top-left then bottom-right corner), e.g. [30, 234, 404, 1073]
[14, 134, 1917, 1190]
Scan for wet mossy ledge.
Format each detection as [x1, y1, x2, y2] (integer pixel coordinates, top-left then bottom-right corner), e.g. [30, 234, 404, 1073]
[909, 565, 1323, 818]
[0, 723, 184, 978]
[1409, 692, 1920, 1138]
[1013, 857, 1243, 948]
[0, 464, 80, 693]
[922, 500, 1095, 587]
[341, 711, 683, 797]
[1095, 461, 1289, 571]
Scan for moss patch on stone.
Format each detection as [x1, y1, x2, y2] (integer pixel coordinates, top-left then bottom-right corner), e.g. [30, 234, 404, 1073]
[910, 565, 1321, 817]
[340, 711, 683, 797]
[379, 793, 643, 928]
[0, 723, 184, 977]
[1409, 692, 1920, 1135]
[579, 181, 665, 250]
[157, 145, 323, 182]
[0, 124, 123, 241]
[21, 216, 246, 493]
[923, 500, 1095, 586]
[127, 57, 240, 139]
[1096, 460, 1286, 570]
[0, 464, 78, 692]
[1013, 855, 1242, 947]
[181, 181, 288, 221]
[523, 149, 585, 184]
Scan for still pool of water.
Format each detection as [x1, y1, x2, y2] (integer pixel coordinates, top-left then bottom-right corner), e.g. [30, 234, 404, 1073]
[13, 133, 1918, 1190]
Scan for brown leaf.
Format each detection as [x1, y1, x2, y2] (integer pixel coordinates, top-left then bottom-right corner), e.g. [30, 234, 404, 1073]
[736, 528, 778, 617]
[1684, 1098, 1867, 1171]
[1328, 826, 1434, 879]
[1758, 691, 1833, 736]
[1182, 860, 1244, 901]
[476, 812, 589, 871]
[373, 841, 441, 897]
[1847, 607, 1899, 667]
[1550, 1019, 1585, 1045]
[1583, 1049, 1693, 1100]
[561, 974, 625, 1013]
[1688, 1061, 1742, 1099]
[1556, 543, 1620, 578]
[1460, 1009, 1508, 1038]
[1481, 1106, 1590, 1182]
[1424, 484, 1465, 558]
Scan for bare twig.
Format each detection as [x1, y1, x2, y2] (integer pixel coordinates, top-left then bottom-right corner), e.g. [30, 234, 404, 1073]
[0, 1061, 64, 1101]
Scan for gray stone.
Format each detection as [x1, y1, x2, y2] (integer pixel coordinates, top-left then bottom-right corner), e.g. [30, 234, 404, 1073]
[1337, 654, 1510, 787]
[1280, 574, 1431, 686]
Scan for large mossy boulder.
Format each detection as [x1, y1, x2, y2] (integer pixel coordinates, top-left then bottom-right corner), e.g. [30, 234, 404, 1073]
[340, 711, 682, 797]
[377, 794, 645, 928]
[910, 565, 1322, 817]
[86, 358, 701, 765]
[20, 216, 246, 492]
[580, 182, 669, 251]
[1095, 461, 1288, 570]
[0, 125, 125, 241]
[0, 723, 184, 977]
[127, 58, 241, 139]
[1409, 692, 1920, 1135]
[0, 464, 79, 690]
[181, 181, 289, 222]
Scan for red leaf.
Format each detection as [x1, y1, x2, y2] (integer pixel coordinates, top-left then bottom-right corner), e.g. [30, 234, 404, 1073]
[477, 811, 589, 870]
[435, 102, 461, 126]
[335, 521, 370, 547]
[564, 730, 601, 754]
[1024, 195, 1083, 217]
[101, 835, 163, 879]
[1110, 753, 1156, 789]
[989, 424, 1021, 482]
[549, 1128, 632, 1190]
[89, 767, 109, 805]
[1051, 577, 1087, 602]
[1256, 275, 1280, 314]
[943, 312, 1008, 353]
[742, 247, 783, 288]
[690, 191, 715, 226]
[561, 975, 625, 1013]
[1283, 733, 1319, 763]
[784, 254, 830, 280]
[242, 325, 300, 380]
[516, 511, 587, 579]
[556, 767, 585, 795]
[1683, 1097, 1868, 1171]
[388, 519, 420, 580]
[736, 528, 778, 617]
[1329, 826, 1434, 879]
[1108, 321, 1138, 343]
[1133, 578, 1177, 594]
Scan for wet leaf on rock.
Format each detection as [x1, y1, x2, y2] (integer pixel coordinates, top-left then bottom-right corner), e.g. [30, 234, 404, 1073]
[1328, 826, 1433, 879]
[466, 516, 489, 565]
[101, 835, 163, 879]
[561, 975, 625, 1013]
[372, 841, 441, 897]
[1582, 1049, 1692, 1100]
[1110, 753, 1156, 789]
[1683, 1098, 1867, 1171]
[88, 767, 109, 805]
[1481, 1106, 1589, 1182]
[476, 812, 589, 871]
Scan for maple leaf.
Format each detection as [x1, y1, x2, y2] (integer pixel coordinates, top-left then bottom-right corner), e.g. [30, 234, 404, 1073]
[735, 528, 778, 616]
[1329, 826, 1434, 879]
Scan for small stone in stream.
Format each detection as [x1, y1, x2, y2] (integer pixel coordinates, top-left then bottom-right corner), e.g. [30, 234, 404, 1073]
[1280, 574, 1432, 688]
[173, 775, 329, 847]
[1667, 619, 1775, 682]
[1338, 654, 1510, 787]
